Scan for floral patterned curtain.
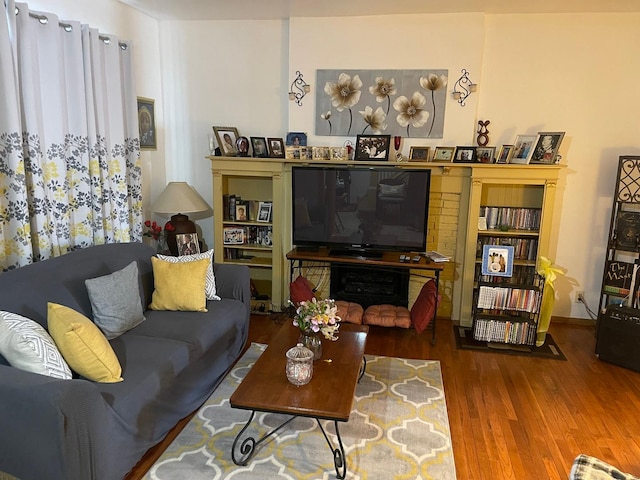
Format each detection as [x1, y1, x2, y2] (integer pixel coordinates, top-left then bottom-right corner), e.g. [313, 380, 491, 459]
[0, 1, 142, 271]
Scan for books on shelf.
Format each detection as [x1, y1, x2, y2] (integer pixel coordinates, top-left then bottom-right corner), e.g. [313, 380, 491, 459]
[476, 236, 538, 261]
[223, 195, 271, 222]
[615, 211, 640, 250]
[473, 318, 537, 345]
[477, 285, 541, 313]
[223, 225, 273, 247]
[480, 206, 541, 231]
[603, 260, 638, 296]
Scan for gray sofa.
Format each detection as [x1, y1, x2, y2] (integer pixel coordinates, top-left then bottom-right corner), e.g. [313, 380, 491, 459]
[0, 242, 251, 480]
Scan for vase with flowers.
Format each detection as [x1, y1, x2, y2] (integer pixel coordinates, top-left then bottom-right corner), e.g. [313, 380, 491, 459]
[292, 298, 340, 360]
[143, 220, 174, 252]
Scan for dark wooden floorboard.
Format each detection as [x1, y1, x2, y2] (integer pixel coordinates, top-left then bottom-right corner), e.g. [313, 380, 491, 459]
[126, 315, 640, 479]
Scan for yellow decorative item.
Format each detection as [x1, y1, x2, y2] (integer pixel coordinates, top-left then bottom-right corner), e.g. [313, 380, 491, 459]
[47, 303, 123, 383]
[149, 256, 209, 312]
[535, 256, 564, 347]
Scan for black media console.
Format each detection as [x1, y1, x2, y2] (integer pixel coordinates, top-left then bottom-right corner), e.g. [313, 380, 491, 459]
[330, 263, 409, 309]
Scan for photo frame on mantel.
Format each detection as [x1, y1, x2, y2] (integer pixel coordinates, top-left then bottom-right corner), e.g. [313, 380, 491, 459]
[213, 126, 240, 157]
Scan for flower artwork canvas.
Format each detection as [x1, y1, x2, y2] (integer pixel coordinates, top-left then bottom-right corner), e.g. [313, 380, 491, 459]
[315, 69, 448, 138]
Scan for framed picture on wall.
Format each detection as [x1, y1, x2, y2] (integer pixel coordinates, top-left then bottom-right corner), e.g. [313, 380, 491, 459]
[213, 126, 240, 157]
[137, 97, 156, 150]
[530, 131, 565, 164]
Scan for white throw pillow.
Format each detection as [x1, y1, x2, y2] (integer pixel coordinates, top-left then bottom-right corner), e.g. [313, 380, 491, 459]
[0, 311, 72, 379]
[157, 250, 220, 300]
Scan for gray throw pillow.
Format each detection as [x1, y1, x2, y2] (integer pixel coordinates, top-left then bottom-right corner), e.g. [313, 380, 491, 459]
[0, 310, 72, 379]
[85, 261, 146, 339]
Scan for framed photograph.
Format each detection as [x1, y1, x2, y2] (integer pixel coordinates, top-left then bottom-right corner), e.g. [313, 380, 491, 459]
[286, 132, 307, 146]
[530, 132, 565, 164]
[409, 146, 431, 162]
[137, 97, 156, 150]
[213, 126, 240, 157]
[496, 145, 513, 164]
[285, 146, 301, 159]
[481, 244, 514, 277]
[176, 233, 200, 256]
[235, 203, 248, 221]
[330, 146, 347, 161]
[355, 135, 391, 161]
[453, 146, 477, 163]
[312, 146, 330, 160]
[510, 134, 538, 164]
[250, 137, 268, 157]
[267, 138, 285, 158]
[257, 201, 272, 222]
[223, 227, 245, 245]
[433, 146, 456, 162]
[476, 146, 496, 164]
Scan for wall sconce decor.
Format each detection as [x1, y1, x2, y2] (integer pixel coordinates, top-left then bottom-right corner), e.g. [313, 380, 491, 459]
[288, 70, 311, 106]
[452, 68, 477, 107]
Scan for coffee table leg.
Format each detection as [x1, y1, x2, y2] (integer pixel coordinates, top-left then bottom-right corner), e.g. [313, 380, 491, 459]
[232, 411, 296, 466]
[317, 419, 347, 479]
[358, 356, 367, 383]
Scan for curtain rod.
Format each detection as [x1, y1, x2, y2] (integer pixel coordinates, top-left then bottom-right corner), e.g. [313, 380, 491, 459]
[14, 7, 128, 50]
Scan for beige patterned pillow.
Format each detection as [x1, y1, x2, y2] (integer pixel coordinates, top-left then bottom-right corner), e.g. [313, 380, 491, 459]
[157, 250, 220, 300]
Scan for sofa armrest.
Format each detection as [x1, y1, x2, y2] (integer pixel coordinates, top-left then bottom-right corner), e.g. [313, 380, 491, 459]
[0, 365, 115, 480]
[213, 263, 251, 317]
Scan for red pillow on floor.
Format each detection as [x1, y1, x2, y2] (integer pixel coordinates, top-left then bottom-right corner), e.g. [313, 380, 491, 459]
[411, 279, 439, 334]
[290, 275, 315, 305]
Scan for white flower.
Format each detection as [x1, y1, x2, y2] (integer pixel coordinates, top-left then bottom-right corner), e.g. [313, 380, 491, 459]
[393, 91, 429, 129]
[359, 106, 387, 134]
[324, 73, 362, 112]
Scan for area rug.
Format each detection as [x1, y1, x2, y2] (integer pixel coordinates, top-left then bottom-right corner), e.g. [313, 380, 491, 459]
[145, 343, 456, 480]
[453, 325, 567, 360]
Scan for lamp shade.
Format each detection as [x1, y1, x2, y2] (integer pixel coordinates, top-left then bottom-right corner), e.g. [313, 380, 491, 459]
[152, 182, 210, 216]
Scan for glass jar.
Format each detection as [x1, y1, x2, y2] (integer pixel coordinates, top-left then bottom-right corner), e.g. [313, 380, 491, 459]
[286, 343, 313, 386]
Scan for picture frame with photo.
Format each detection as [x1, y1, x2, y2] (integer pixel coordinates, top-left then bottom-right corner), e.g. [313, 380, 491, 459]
[267, 138, 285, 158]
[257, 201, 272, 222]
[481, 244, 514, 277]
[213, 126, 240, 157]
[433, 146, 456, 162]
[250, 137, 269, 158]
[176, 233, 200, 256]
[330, 146, 347, 161]
[286, 132, 307, 146]
[496, 145, 513, 164]
[510, 134, 539, 164]
[476, 146, 496, 164]
[453, 146, 478, 163]
[235, 203, 248, 221]
[137, 97, 156, 150]
[409, 146, 430, 162]
[223, 227, 245, 245]
[312, 146, 330, 160]
[530, 131, 565, 164]
[285, 146, 301, 159]
[355, 135, 391, 161]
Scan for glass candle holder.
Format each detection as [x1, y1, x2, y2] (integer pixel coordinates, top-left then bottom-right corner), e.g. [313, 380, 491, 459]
[286, 343, 313, 386]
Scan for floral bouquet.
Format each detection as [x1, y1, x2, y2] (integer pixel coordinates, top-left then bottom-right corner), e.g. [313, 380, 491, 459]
[143, 220, 175, 240]
[292, 298, 340, 341]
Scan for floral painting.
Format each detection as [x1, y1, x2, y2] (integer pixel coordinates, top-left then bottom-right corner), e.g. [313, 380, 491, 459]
[316, 69, 448, 138]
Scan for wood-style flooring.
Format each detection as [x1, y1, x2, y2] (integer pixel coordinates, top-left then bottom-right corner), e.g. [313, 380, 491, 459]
[126, 315, 640, 479]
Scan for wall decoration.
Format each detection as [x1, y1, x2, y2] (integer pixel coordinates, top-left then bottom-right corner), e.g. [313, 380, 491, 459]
[477, 120, 490, 146]
[451, 68, 477, 107]
[288, 71, 311, 106]
[315, 69, 448, 138]
[530, 132, 565, 164]
[137, 97, 156, 150]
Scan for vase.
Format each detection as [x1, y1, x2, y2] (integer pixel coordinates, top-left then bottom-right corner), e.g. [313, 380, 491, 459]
[299, 330, 322, 361]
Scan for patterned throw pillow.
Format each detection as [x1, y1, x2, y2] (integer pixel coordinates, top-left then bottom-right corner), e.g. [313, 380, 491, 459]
[0, 311, 72, 379]
[157, 250, 220, 300]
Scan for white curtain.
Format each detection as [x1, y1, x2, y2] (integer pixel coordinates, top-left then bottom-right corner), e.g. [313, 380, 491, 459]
[0, 1, 142, 271]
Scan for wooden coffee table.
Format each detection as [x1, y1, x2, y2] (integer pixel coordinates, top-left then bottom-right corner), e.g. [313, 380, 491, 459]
[230, 322, 368, 479]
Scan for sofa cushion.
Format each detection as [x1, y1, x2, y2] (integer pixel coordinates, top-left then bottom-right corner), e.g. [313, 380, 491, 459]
[149, 256, 209, 312]
[85, 261, 146, 340]
[47, 303, 123, 383]
[157, 250, 220, 301]
[570, 454, 639, 480]
[411, 279, 439, 334]
[0, 311, 72, 379]
[363, 304, 412, 328]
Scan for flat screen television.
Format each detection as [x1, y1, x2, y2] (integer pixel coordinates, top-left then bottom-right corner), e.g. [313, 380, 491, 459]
[291, 165, 430, 256]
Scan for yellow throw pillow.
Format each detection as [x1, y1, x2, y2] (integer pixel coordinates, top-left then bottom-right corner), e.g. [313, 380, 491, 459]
[47, 303, 123, 383]
[149, 256, 209, 312]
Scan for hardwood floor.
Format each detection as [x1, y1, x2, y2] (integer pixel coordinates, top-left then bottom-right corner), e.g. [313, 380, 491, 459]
[127, 314, 640, 479]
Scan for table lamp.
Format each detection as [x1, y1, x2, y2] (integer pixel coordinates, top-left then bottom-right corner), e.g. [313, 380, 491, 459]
[152, 182, 211, 255]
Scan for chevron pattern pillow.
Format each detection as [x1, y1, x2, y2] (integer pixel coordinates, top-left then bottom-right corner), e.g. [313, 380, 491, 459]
[0, 311, 72, 379]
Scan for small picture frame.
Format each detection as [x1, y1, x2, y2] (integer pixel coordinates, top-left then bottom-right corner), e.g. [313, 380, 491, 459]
[312, 146, 330, 160]
[250, 137, 268, 157]
[267, 138, 285, 158]
[137, 97, 156, 150]
[257, 201, 272, 222]
[433, 146, 456, 162]
[530, 132, 565, 164]
[496, 145, 513, 164]
[409, 146, 431, 162]
[213, 126, 240, 157]
[223, 227, 245, 245]
[510, 134, 539, 164]
[286, 132, 307, 146]
[235, 203, 248, 221]
[330, 146, 347, 161]
[176, 233, 200, 256]
[285, 146, 301, 159]
[476, 146, 496, 164]
[481, 244, 514, 277]
[355, 135, 391, 161]
[453, 146, 477, 163]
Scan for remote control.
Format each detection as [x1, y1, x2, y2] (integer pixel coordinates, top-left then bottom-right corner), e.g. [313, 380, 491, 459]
[412, 255, 420, 263]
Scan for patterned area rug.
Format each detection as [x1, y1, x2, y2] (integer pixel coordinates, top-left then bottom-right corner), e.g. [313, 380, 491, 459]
[145, 343, 456, 480]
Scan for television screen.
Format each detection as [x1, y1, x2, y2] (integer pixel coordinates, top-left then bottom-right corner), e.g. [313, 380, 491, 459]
[292, 166, 430, 254]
